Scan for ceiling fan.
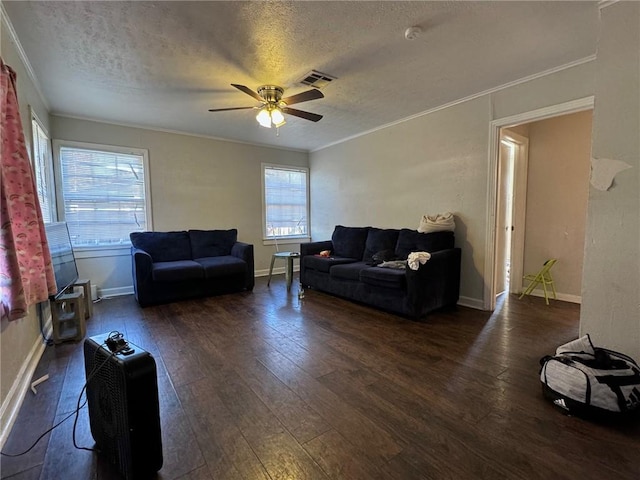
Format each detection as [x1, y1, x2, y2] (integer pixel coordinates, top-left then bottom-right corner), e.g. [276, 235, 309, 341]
[208, 84, 324, 129]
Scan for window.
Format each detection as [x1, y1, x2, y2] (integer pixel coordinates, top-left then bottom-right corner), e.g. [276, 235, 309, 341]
[54, 141, 151, 248]
[262, 164, 309, 240]
[30, 112, 55, 223]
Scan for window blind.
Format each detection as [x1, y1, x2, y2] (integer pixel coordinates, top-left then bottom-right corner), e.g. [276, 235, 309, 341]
[59, 146, 147, 247]
[264, 166, 308, 238]
[31, 119, 54, 223]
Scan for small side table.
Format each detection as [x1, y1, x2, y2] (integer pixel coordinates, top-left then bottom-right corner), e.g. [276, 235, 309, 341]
[74, 278, 93, 319]
[51, 292, 86, 344]
[267, 252, 301, 291]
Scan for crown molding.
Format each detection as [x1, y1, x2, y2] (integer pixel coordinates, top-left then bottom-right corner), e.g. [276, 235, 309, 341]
[52, 113, 309, 154]
[0, 3, 51, 111]
[312, 55, 596, 153]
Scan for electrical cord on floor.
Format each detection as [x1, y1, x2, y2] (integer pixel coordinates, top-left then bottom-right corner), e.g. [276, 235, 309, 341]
[0, 408, 79, 457]
[38, 302, 53, 347]
[0, 340, 116, 457]
[72, 379, 96, 452]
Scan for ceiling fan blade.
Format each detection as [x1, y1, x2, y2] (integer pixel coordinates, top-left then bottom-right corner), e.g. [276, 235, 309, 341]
[208, 106, 255, 112]
[281, 89, 324, 106]
[283, 107, 323, 122]
[231, 84, 263, 102]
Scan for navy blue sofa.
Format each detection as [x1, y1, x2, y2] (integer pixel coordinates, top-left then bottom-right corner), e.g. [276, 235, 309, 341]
[300, 226, 461, 318]
[130, 229, 254, 307]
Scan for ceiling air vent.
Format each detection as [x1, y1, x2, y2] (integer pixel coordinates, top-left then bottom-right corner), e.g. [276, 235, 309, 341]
[298, 70, 337, 89]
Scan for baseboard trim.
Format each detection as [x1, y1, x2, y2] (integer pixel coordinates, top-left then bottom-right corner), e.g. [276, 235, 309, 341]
[458, 296, 485, 310]
[0, 318, 51, 450]
[100, 271, 309, 297]
[99, 286, 134, 298]
[255, 266, 300, 278]
[78, 284, 581, 306]
[521, 289, 582, 304]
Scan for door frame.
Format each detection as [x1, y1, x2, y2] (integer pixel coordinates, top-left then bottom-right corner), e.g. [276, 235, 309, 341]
[498, 130, 529, 295]
[483, 96, 594, 311]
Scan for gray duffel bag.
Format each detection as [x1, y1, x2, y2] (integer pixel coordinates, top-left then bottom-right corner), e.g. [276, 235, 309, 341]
[540, 335, 640, 419]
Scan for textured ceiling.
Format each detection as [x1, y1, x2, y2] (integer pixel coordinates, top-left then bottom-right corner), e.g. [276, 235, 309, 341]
[2, 1, 599, 151]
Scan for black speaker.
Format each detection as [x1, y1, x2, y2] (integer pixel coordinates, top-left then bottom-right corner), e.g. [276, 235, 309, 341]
[84, 334, 163, 479]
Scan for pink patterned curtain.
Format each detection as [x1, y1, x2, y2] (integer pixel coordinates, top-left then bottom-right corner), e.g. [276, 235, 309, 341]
[0, 57, 57, 321]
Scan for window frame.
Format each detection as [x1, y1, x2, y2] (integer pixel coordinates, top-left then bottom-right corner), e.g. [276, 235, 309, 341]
[29, 108, 57, 223]
[52, 139, 153, 255]
[261, 163, 311, 245]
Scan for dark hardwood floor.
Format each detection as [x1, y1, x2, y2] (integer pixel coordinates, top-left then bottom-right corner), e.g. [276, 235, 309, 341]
[2, 275, 639, 479]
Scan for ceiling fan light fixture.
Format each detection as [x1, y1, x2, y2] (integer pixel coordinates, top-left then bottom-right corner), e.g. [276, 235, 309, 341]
[271, 108, 285, 127]
[256, 105, 286, 129]
[256, 108, 272, 128]
[211, 84, 322, 128]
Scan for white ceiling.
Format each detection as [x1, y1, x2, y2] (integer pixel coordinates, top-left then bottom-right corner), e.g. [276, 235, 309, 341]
[2, 1, 599, 151]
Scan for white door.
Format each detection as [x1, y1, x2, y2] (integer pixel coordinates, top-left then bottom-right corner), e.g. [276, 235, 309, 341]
[494, 130, 529, 297]
[494, 139, 515, 297]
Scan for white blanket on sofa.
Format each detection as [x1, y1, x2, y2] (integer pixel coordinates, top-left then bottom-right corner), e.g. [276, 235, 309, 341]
[407, 251, 431, 270]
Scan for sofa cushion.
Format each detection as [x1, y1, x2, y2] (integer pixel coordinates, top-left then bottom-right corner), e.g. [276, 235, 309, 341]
[395, 229, 455, 259]
[331, 226, 370, 260]
[363, 228, 400, 263]
[194, 256, 247, 278]
[303, 255, 357, 273]
[190, 229, 237, 258]
[130, 231, 191, 262]
[360, 267, 407, 290]
[152, 260, 204, 282]
[330, 262, 370, 281]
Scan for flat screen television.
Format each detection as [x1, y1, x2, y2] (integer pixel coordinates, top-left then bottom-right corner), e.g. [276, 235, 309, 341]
[45, 222, 79, 299]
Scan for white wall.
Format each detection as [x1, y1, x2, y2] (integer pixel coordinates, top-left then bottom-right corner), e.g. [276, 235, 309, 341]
[523, 111, 592, 300]
[1, 13, 52, 441]
[581, 2, 640, 359]
[310, 61, 595, 306]
[50, 116, 309, 295]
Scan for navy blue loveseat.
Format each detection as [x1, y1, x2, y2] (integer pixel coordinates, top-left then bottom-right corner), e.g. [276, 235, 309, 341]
[130, 229, 254, 307]
[300, 226, 461, 318]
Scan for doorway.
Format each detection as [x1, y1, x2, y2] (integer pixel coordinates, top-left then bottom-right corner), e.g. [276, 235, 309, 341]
[494, 131, 528, 299]
[484, 97, 595, 311]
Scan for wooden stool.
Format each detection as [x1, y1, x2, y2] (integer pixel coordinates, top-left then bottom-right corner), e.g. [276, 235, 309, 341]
[51, 292, 86, 344]
[74, 278, 93, 319]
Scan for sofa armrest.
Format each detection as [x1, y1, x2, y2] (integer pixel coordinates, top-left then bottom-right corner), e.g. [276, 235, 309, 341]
[131, 247, 153, 278]
[231, 241, 254, 290]
[131, 247, 154, 306]
[300, 240, 333, 257]
[300, 240, 333, 287]
[405, 248, 461, 317]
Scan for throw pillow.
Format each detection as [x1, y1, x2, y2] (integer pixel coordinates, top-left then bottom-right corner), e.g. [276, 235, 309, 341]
[190, 229, 238, 258]
[395, 229, 455, 259]
[130, 231, 191, 262]
[331, 225, 370, 259]
[363, 228, 400, 262]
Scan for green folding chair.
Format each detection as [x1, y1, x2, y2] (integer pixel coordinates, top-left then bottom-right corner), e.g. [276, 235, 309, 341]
[519, 259, 557, 305]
